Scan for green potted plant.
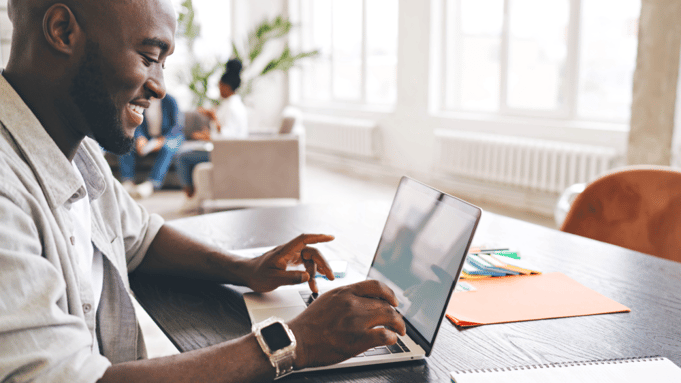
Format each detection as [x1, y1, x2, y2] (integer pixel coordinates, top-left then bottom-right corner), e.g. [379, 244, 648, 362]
[232, 15, 319, 97]
[177, 0, 318, 108]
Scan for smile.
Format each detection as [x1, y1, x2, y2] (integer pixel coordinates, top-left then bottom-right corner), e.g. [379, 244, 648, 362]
[127, 103, 146, 126]
[129, 103, 145, 115]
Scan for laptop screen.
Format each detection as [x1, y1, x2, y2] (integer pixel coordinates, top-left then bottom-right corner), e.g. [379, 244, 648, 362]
[367, 177, 481, 351]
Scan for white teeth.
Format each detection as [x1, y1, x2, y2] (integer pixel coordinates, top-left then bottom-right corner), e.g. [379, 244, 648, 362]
[129, 104, 144, 114]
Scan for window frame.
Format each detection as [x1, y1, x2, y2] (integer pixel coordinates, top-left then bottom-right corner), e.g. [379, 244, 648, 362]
[441, 0, 637, 124]
[289, 0, 398, 109]
[0, 1, 11, 67]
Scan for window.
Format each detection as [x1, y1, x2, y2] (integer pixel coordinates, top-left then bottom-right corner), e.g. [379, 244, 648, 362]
[443, 0, 640, 122]
[577, 0, 640, 120]
[185, 0, 232, 64]
[292, 0, 399, 106]
[166, 0, 232, 108]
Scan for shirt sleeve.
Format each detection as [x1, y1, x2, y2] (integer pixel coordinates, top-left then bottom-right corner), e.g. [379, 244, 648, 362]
[0, 188, 111, 383]
[113, 179, 164, 272]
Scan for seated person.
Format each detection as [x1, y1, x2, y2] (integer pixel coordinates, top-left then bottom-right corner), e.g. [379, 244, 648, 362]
[119, 94, 184, 198]
[198, 58, 248, 139]
[174, 59, 247, 211]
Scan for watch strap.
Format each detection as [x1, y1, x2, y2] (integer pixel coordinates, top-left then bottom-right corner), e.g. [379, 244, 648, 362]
[270, 348, 294, 378]
[253, 317, 297, 379]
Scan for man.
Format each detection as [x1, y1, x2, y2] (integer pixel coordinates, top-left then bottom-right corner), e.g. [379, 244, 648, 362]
[0, 0, 405, 382]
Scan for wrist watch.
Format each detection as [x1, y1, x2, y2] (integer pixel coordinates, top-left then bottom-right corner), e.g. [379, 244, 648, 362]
[252, 317, 297, 379]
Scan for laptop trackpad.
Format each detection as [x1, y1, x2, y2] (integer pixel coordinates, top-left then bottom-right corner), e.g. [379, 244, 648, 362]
[250, 306, 306, 323]
[244, 290, 307, 309]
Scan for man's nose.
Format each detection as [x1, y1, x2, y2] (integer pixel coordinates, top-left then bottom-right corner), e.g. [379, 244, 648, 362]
[145, 66, 166, 99]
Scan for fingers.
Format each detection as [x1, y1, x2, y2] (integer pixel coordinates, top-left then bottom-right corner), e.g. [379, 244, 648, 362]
[289, 281, 406, 369]
[363, 304, 406, 336]
[271, 269, 310, 287]
[301, 247, 334, 281]
[303, 256, 318, 293]
[336, 290, 405, 337]
[280, 234, 335, 257]
[366, 327, 400, 348]
[349, 280, 400, 307]
[252, 235, 335, 293]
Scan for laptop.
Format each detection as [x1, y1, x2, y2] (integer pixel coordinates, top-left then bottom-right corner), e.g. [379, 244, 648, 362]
[242, 176, 482, 371]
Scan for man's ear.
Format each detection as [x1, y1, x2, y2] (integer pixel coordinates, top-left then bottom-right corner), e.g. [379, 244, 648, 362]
[43, 4, 83, 56]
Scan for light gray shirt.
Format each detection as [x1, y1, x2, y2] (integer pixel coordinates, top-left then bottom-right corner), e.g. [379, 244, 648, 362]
[0, 75, 164, 381]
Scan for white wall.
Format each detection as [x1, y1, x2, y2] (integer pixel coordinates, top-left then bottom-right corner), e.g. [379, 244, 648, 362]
[231, 0, 290, 131]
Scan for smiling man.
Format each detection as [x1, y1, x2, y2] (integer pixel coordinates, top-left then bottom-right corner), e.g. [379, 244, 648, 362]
[0, 0, 405, 382]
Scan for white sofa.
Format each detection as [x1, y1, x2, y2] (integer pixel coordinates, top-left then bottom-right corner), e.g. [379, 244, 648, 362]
[192, 111, 304, 210]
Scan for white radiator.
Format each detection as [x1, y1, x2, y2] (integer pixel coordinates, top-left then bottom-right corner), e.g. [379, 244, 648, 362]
[435, 131, 618, 193]
[304, 115, 380, 158]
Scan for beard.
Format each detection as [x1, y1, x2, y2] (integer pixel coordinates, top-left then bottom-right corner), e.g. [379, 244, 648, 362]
[69, 40, 134, 155]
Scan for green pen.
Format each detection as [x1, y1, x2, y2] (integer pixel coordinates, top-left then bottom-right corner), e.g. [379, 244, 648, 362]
[493, 251, 520, 260]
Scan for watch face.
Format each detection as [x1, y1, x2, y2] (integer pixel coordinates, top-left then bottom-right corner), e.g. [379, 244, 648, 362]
[262, 322, 292, 351]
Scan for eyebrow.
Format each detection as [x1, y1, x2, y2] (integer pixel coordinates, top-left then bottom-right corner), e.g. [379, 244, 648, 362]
[141, 38, 170, 52]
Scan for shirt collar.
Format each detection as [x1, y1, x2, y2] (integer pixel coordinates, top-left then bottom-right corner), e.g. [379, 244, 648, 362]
[73, 142, 107, 202]
[0, 73, 106, 209]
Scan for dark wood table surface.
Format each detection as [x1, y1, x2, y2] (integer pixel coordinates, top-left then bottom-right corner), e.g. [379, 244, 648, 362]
[130, 202, 681, 382]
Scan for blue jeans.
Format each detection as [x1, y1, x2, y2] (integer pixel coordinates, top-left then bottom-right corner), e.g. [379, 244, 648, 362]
[173, 148, 211, 188]
[118, 135, 183, 189]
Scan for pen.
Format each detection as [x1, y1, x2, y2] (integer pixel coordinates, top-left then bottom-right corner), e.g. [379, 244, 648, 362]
[470, 248, 509, 254]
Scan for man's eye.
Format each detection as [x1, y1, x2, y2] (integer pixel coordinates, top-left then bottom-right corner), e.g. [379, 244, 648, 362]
[142, 55, 159, 66]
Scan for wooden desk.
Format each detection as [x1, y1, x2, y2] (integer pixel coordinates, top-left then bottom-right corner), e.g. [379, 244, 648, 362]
[131, 203, 681, 382]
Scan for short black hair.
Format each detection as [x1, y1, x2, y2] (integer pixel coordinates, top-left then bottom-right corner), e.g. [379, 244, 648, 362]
[220, 58, 243, 91]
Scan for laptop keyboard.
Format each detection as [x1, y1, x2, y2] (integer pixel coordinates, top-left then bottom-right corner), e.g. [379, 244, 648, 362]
[299, 291, 318, 306]
[358, 338, 410, 357]
[298, 291, 411, 357]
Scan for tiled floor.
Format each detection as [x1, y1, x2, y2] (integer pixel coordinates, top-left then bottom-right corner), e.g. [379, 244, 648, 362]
[133, 163, 556, 358]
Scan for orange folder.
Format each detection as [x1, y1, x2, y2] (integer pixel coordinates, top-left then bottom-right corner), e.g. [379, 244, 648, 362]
[446, 272, 630, 327]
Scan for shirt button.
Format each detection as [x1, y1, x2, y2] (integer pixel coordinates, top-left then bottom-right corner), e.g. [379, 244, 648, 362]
[70, 236, 76, 246]
[83, 303, 92, 314]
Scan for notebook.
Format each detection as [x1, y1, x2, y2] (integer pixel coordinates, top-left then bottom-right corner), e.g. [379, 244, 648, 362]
[450, 356, 681, 382]
[446, 272, 631, 327]
[242, 176, 482, 372]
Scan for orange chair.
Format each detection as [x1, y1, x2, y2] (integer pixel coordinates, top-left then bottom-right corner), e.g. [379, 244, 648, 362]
[560, 166, 681, 263]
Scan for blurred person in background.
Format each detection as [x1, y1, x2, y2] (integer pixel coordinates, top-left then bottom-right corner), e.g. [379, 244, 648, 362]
[119, 93, 184, 198]
[174, 59, 247, 211]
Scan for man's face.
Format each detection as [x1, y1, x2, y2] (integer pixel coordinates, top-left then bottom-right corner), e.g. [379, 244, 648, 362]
[70, 0, 176, 154]
[69, 40, 133, 154]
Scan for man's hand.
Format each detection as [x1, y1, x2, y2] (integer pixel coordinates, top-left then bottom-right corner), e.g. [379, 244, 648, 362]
[287, 280, 407, 369]
[245, 234, 336, 293]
